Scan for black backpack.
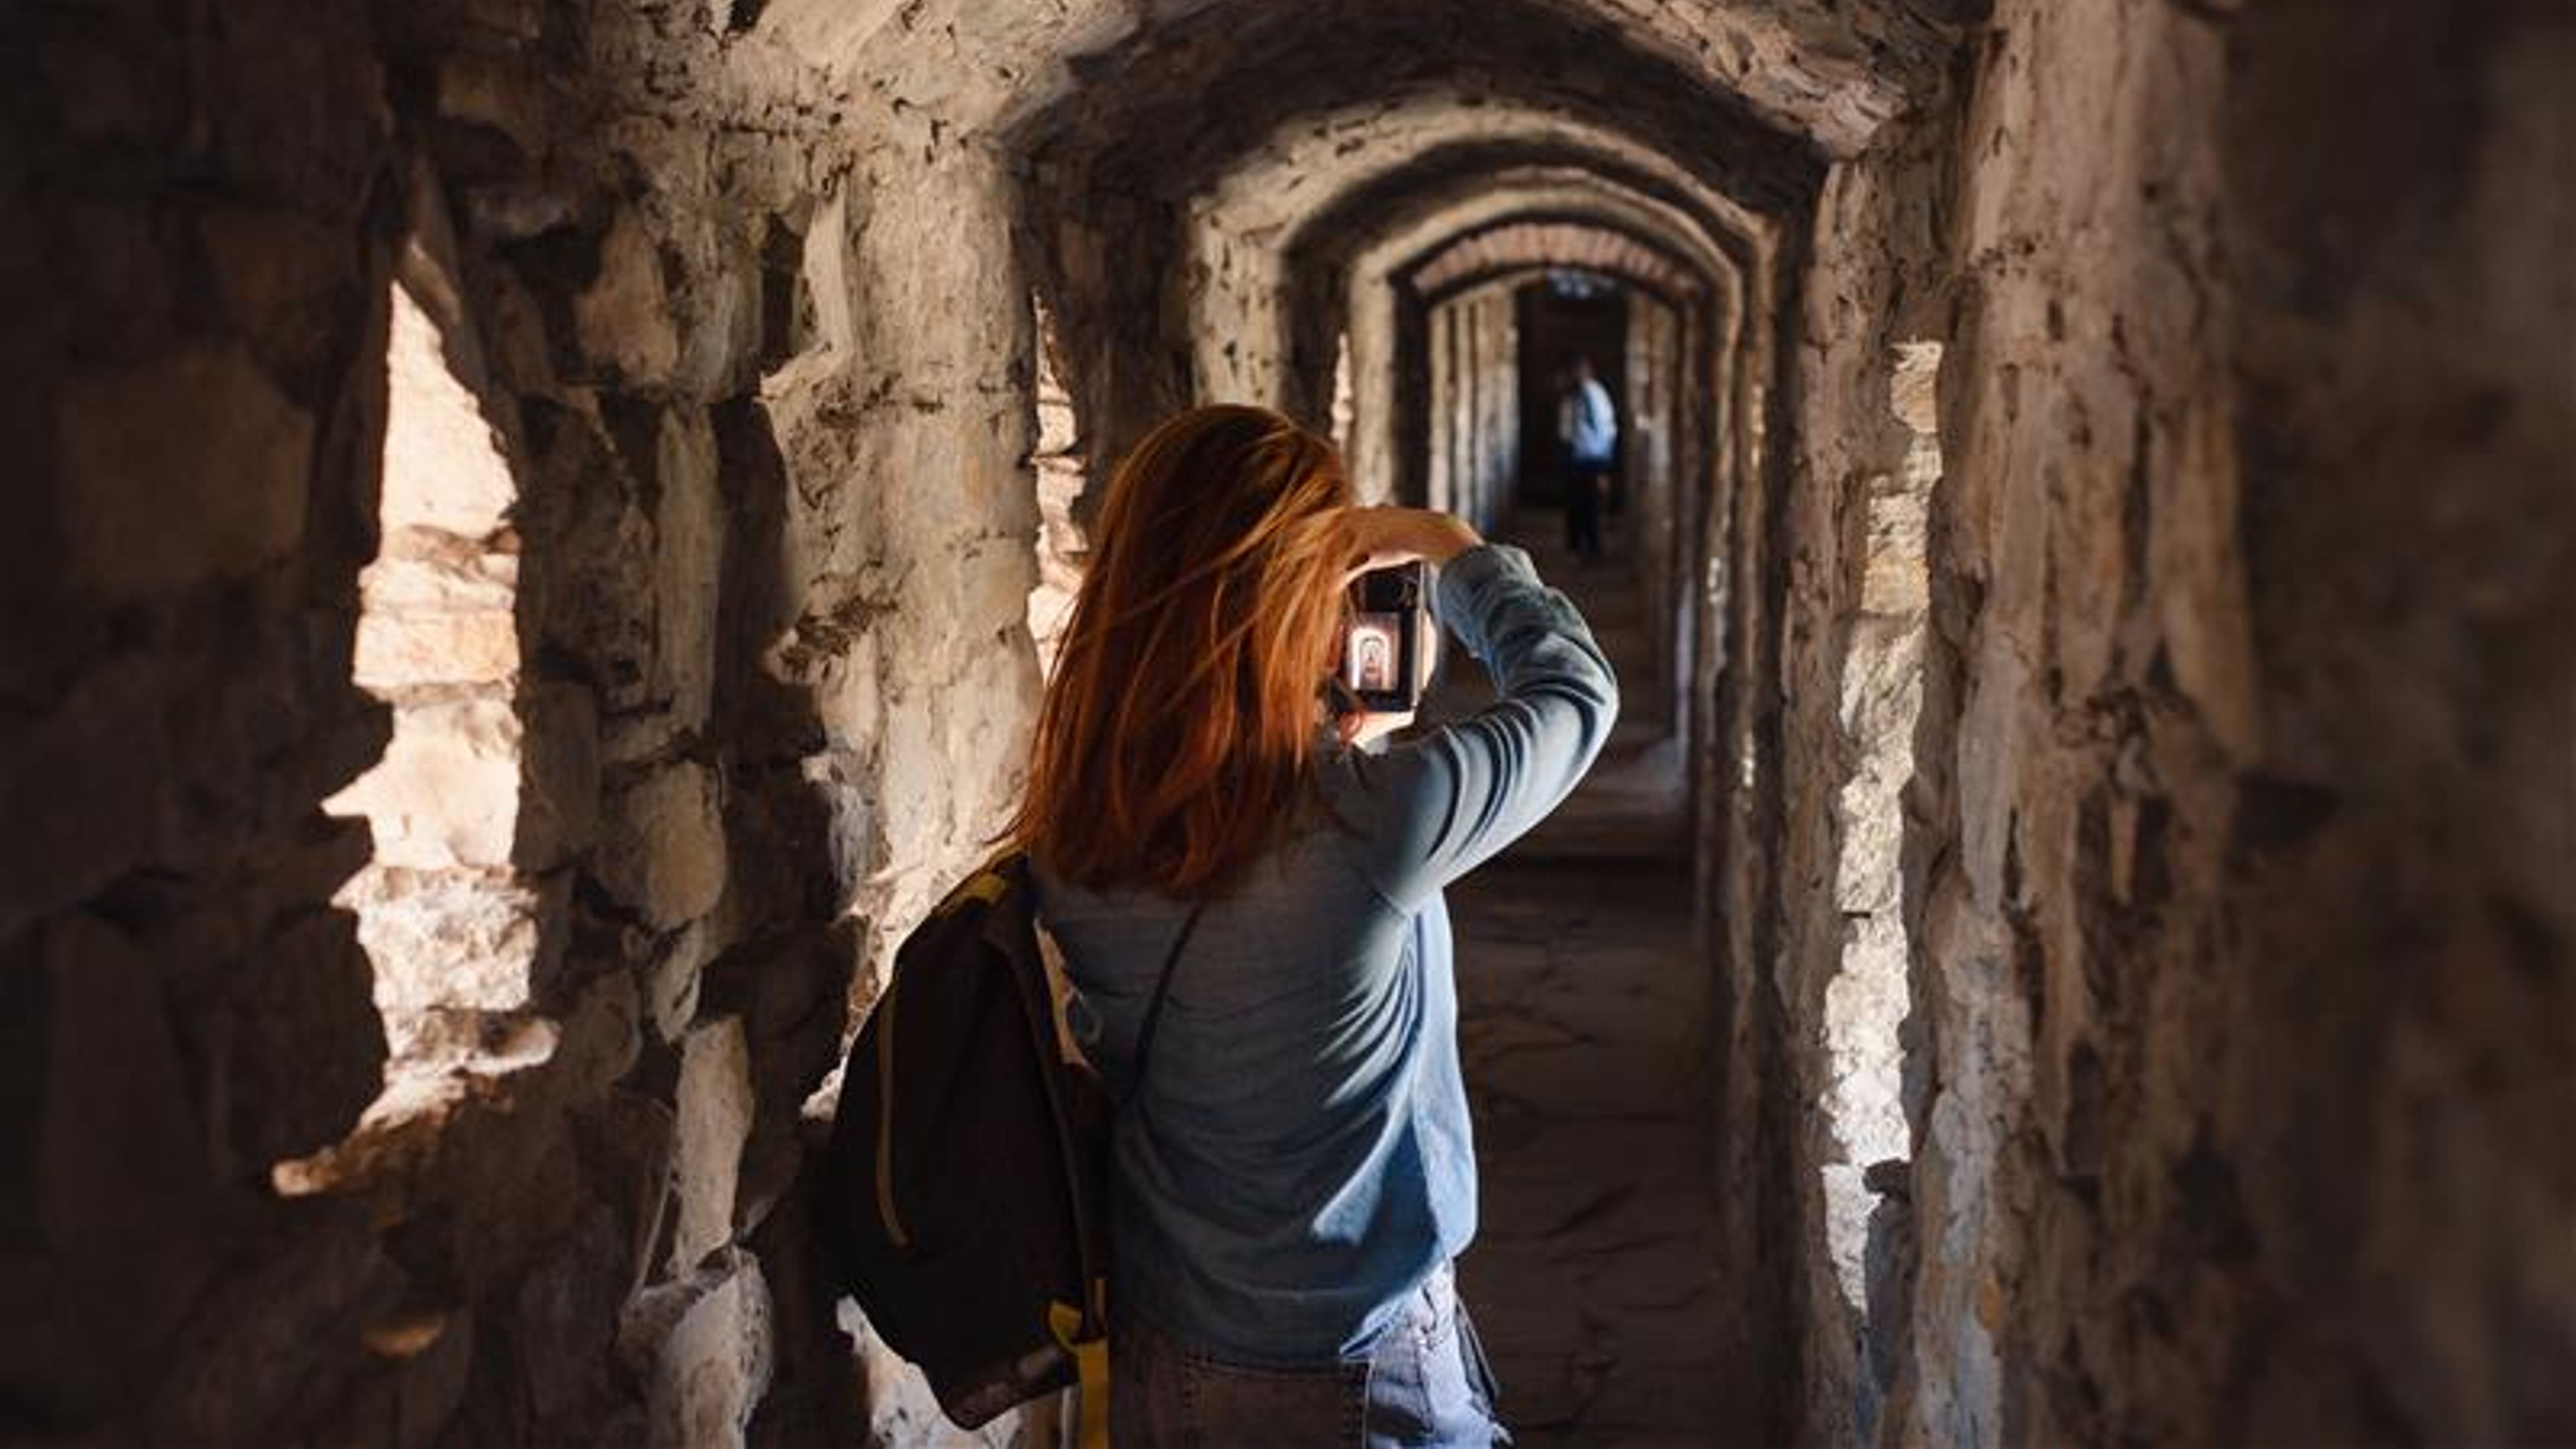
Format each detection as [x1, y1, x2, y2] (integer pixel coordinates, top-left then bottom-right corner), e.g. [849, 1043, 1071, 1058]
[818, 850, 1202, 1437]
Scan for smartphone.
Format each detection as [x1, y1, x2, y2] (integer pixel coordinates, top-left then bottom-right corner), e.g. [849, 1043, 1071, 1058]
[1342, 560, 1431, 713]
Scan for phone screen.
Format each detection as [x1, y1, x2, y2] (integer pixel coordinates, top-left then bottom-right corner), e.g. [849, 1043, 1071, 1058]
[1344, 561, 1430, 712]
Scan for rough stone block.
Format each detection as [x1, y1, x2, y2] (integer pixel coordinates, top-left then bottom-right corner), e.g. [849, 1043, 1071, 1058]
[530, 415, 659, 714]
[670, 1016, 753, 1273]
[647, 920, 713, 1042]
[435, 52, 550, 156]
[0, 914, 215, 1418]
[208, 908, 389, 1169]
[327, 693, 523, 870]
[676, 248, 764, 397]
[384, 277, 518, 539]
[647, 1252, 772, 1449]
[807, 633, 883, 757]
[197, 207, 354, 380]
[0, 654, 164, 935]
[339, 1306, 475, 1449]
[517, 679, 602, 871]
[57, 343, 315, 601]
[339, 866, 552, 1014]
[352, 547, 520, 690]
[655, 409, 723, 733]
[514, 1206, 630, 1420]
[148, 1197, 393, 1444]
[554, 970, 645, 1101]
[576, 213, 681, 386]
[600, 763, 727, 929]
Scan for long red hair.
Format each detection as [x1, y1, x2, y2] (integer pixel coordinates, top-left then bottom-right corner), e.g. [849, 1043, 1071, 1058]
[1012, 405, 1353, 898]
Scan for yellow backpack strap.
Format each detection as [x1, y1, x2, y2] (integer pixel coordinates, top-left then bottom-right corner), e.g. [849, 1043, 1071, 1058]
[932, 847, 1027, 918]
[1047, 1300, 1111, 1449]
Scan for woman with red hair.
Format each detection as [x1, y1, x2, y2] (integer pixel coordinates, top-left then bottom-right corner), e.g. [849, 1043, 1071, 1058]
[1017, 405, 1617, 1447]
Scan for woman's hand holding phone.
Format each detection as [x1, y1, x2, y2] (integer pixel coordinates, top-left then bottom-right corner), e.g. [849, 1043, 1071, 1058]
[1330, 508, 1478, 745]
[1336, 506, 1482, 583]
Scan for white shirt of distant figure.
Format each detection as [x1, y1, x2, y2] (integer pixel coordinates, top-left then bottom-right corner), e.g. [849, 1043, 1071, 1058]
[1557, 374, 1617, 462]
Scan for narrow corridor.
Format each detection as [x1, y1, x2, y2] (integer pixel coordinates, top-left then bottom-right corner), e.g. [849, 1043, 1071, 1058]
[5, 2, 2564, 1446]
[1434, 500, 1729, 1446]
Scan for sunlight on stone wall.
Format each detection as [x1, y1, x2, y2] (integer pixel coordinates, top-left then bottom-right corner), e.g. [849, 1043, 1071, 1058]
[1817, 339, 1939, 1307]
[317, 272, 543, 1115]
[1029, 295, 1087, 679]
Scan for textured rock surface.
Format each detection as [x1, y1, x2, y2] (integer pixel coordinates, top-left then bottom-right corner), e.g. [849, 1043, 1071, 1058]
[1762, 119, 1955, 1444]
[0, 0, 1013, 1440]
[1876, 1, 2576, 1444]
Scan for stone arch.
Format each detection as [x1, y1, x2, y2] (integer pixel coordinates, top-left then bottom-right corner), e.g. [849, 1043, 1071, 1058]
[1340, 178, 1750, 507]
[1297, 166, 1760, 765]
[785, 0, 1949, 156]
[1190, 103, 1781, 431]
[1383, 211, 1715, 708]
[1008, 0, 1835, 486]
[1167, 121, 1778, 800]
[1408, 219, 1708, 303]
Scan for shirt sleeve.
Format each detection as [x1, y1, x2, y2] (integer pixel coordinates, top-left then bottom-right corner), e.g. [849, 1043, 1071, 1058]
[1338, 544, 1620, 909]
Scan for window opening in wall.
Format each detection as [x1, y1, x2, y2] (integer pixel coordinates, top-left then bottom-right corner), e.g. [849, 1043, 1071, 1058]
[277, 264, 547, 1193]
[1817, 340, 1941, 1307]
[1028, 292, 1087, 678]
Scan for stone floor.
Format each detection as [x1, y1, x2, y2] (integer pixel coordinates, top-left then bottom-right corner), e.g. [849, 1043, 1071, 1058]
[1451, 859, 1735, 1448]
[1434, 499, 1740, 1447]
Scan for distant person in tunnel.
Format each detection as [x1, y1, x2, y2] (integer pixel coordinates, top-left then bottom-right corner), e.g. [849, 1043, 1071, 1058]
[1555, 352, 1618, 564]
[1014, 405, 1619, 1448]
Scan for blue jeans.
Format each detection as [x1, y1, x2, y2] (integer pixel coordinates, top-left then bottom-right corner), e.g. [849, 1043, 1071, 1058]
[1111, 1263, 1509, 1447]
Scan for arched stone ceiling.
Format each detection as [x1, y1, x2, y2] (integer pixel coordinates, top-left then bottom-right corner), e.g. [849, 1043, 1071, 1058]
[1336, 167, 1750, 292]
[1329, 162, 1752, 300]
[1197, 94, 1778, 263]
[1181, 99, 1770, 408]
[772, 0, 1966, 158]
[1010, 0, 1831, 211]
[987, 0, 1936, 504]
[1301, 160, 1759, 405]
[1411, 220, 1705, 301]
[1324, 172, 1753, 496]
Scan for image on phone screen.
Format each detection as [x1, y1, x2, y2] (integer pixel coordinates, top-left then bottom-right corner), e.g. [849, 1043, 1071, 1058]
[1346, 616, 1402, 694]
[1344, 559, 1430, 712]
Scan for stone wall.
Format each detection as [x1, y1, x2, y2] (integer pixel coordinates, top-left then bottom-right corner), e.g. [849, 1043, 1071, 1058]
[0, 1, 1046, 1443]
[1880, 0, 2576, 1444]
[1426, 286, 1521, 527]
[1764, 115, 1955, 1446]
[1623, 293, 1688, 729]
[0, 2, 405, 1438]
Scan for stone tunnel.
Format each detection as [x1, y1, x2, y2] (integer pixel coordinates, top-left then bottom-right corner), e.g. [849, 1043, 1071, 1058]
[1, 0, 2569, 1445]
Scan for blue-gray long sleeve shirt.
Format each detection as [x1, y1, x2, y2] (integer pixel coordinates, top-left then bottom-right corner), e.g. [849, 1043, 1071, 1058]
[1032, 543, 1618, 1364]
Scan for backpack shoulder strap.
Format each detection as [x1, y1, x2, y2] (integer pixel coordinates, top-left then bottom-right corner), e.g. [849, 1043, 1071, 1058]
[1127, 902, 1208, 1090]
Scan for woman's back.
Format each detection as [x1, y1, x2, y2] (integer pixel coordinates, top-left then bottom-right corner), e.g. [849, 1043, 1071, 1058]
[1034, 542, 1617, 1366]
